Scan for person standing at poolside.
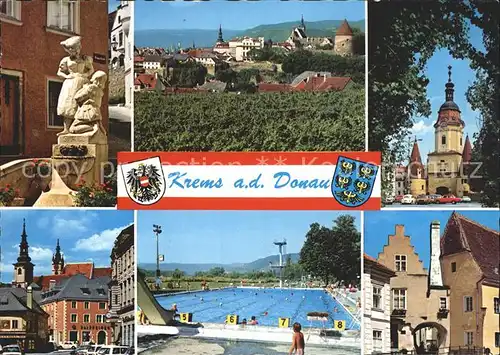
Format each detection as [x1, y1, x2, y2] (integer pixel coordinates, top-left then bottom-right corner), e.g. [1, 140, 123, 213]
[289, 322, 305, 355]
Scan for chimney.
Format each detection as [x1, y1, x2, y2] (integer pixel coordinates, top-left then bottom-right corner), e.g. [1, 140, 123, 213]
[429, 221, 443, 287]
[324, 74, 327, 83]
[27, 285, 33, 309]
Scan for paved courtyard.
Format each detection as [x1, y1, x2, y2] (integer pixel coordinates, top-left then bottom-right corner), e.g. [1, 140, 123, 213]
[139, 337, 360, 355]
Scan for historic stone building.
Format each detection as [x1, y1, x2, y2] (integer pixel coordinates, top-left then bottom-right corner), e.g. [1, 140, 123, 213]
[410, 66, 473, 197]
[107, 225, 135, 346]
[0, 286, 49, 352]
[440, 212, 499, 352]
[363, 254, 396, 354]
[377, 223, 450, 353]
[40, 275, 112, 346]
[286, 17, 354, 56]
[0, 0, 109, 161]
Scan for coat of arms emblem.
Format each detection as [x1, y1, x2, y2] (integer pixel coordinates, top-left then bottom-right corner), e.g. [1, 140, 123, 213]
[120, 157, 165, 205]
[331, 156, 378, 207]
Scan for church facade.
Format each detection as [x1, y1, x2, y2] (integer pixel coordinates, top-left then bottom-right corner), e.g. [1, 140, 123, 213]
[409, 67, 473, 197]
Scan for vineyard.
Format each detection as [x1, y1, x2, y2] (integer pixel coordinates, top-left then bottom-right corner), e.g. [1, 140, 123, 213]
[134, 87, 364, 151]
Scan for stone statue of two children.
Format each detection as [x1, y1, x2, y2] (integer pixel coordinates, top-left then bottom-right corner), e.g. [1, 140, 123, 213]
[56, 36, 107, 137]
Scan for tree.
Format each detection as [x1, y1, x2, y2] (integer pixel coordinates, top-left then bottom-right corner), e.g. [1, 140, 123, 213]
[208, 267, 225, 277]
[299, 216, 360, 285]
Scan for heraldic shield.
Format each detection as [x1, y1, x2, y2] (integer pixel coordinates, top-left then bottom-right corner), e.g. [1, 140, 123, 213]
[331, 156, 378, 207]
[120, 156, 166, 205]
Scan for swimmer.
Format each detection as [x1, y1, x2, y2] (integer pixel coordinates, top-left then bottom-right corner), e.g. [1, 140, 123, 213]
[264, 311, 268, 316]
[285, 297, 288, 301]
[200, 297, 204, 302]
[289, 322, 305, 355]
[219, 302, 223, 307]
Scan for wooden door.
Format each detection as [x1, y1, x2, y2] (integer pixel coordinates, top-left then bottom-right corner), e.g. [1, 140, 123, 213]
[0, 74, 21, 155]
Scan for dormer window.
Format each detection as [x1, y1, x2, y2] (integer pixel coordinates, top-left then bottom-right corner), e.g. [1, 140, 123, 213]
[81, 288, 91, 295]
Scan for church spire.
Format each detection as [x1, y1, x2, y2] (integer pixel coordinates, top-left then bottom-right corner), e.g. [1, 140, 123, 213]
[52, 239, 65, 275]
[445, 65, 455, 102]
[217, 24, 224, 43]
[17, 219, 31, 263]
[300, 15, 306, 31]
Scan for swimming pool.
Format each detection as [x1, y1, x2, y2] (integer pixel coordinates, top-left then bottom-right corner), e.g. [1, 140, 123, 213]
[156, 288, 360, 330]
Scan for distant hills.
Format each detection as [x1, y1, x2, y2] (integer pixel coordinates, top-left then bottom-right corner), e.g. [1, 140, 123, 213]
[135, 19, 365, 49]
[139, 253, 300, 275]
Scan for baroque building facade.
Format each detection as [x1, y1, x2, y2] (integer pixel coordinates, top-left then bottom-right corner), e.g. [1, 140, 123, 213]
[107, 225, 135, 346]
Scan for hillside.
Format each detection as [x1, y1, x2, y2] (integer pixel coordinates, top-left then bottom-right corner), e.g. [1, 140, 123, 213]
[139, 253, 300, 275]
[135, 19, 365, 48]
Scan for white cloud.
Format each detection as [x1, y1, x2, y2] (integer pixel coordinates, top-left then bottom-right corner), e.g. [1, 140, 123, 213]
[30, 247, 53, 261]
[73, 225, 130, 252]
[412, 120, 434, 135]
[53, 218, 88, 234]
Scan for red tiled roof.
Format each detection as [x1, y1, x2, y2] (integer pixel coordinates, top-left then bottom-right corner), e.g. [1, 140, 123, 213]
[134, 74, 157, 89]
[441, 212, 499, 286]
[294, 77, 352, 92]
[214, 43, 229, 48]
[258, 83, 292, 92]
[336, 19, 354, 36]
[93, 267, 112, 278]
[34, 275, 70, 291]
[134, 56, 145, 62]
[64, 262, 93, 278]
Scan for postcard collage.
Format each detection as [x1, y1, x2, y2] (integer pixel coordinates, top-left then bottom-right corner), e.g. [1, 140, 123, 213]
[0, 0, 498, 354]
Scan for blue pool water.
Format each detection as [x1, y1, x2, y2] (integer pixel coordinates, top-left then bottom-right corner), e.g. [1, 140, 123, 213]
[156, 288, 359, 330]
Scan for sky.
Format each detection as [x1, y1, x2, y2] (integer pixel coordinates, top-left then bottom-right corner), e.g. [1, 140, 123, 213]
[364, 210, 499, 270]
[409, 23, 486, 162]
[0, 210, 134, 283]
[132, 0, 365, 31]
[137, 211, 361, 264]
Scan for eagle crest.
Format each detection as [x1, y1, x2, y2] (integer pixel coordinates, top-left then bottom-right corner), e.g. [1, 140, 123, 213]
[126, 163, 163, 203]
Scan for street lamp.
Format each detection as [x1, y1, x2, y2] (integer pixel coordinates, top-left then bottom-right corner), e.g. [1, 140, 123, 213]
[153, 224, 162, 289]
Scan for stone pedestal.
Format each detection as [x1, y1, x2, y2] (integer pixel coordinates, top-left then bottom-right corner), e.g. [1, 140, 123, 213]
[33, 168, 75, 207]
[52, 131, 109, 189]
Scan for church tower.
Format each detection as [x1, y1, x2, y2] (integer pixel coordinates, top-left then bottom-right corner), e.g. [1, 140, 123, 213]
[334, 19, 354, 56]
[409, 138, 427, 196]
[52, 239, 65, 275]
[217, 24, 224, 43]
[300, 15, 306, 32]
[12, 219, 35, 288]
[427, 66, 466, 196]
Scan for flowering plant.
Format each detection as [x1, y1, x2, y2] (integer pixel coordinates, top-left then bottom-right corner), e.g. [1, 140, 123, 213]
[72, 173, 117, 207]
[0, 185, 20, 206]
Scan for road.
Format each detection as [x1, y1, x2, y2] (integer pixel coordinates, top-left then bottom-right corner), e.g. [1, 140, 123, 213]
[384, 202, 483, 209]
[32, 351, 73, 355]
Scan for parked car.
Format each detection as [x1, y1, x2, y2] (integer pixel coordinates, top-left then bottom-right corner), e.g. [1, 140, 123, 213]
[428, 194, 442, 203]
[416, 195, 432, 205]
[86, 345, 103, 355]
[437, 194, 462, 204]
[461, 196, 472, 203]
[383, 195, 395, 205]
[75, 345, 92, 355]
[1, 345, 22, 355]
[394, 195, 404, 203]
[97, 346, 129, 355]
[401, 194, 416, 205]
[60, 341, 78, 350]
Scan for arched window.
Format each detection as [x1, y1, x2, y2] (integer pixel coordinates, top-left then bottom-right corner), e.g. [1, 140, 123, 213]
[460, 137, 463, 146]
[441, 135, 446, 145]
[17, 268, 22, 275]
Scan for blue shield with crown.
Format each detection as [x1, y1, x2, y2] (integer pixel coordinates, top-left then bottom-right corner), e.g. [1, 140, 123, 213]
[331, 156, 378, 207]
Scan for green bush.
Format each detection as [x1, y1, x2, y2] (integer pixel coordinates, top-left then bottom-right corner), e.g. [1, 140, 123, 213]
[72, 173, 117, 207]
[134, 87, 364, 152]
